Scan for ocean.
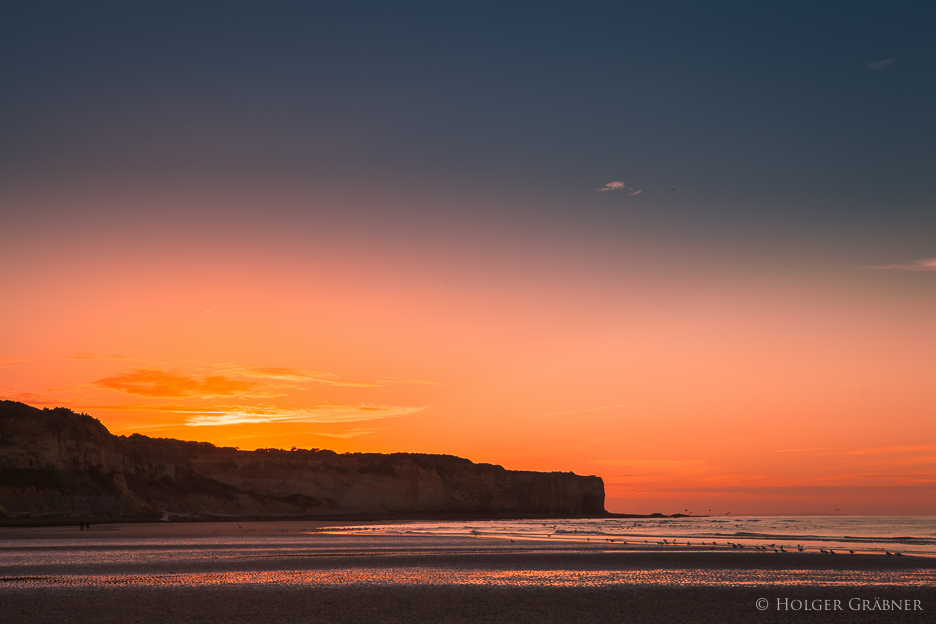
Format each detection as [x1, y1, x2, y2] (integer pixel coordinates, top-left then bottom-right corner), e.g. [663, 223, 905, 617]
[2, 518, 934, 623]
[348, 515, 936, 557]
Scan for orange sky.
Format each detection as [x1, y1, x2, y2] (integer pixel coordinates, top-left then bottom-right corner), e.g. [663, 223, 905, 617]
[3, 188, 935, 515]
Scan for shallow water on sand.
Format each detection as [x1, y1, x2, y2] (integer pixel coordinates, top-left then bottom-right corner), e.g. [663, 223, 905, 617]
[351, 516, 936, 557]
[5, 567, 936, 589]
[3, 526, 934, 624]
[1, 528, 933, 589]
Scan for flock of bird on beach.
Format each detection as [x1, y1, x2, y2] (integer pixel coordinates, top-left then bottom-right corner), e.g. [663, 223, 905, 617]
[533, 528, 904, 556]
[170, 524, 906, 557]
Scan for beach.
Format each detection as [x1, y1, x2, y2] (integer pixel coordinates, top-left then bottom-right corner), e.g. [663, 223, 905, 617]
[1, 521, 934, 623]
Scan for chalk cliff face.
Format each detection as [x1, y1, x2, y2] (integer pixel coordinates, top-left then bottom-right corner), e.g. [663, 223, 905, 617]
[0, 401, 605, 520]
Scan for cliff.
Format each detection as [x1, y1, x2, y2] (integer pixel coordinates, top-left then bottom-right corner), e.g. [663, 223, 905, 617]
[0, 401, 605, 520]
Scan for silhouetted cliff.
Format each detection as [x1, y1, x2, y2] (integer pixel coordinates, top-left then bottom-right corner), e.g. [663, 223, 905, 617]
[0, 401, 605, 520]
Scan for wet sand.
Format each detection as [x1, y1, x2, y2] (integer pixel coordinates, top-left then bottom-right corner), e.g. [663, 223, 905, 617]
[7, 584, 936, 624]
[2, 523, 934, 623]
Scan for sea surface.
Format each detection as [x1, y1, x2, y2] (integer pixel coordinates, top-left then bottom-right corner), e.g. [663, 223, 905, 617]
[350, 515, 936, 557]
[1, 516, 933, 589]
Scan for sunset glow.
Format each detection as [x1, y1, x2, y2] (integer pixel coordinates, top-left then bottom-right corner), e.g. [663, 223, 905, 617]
[3, 2, 934, 515]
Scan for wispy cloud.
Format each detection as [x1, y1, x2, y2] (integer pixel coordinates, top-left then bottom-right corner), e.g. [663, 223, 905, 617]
[0, 355, 27, 369]
[0, 391, 53, 404]
[219, 364, 385, 387]
[848, 444, 936, 455]
[93, 368, 269, 398]
[309, 428, 379, 439]
[185, 403, 427, 426]
[769, 447, 833, 454]
[64, 352, 134, 361]
[867, 58, 894, 70]
[629, 190, 642, 195]
[595, 459, 705, 468]
[865, 257, 936, 271]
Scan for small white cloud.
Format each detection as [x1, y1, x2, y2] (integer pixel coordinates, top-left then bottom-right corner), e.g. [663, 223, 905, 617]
[865, 257, 936, 271]
[629, 189, 642, 195]
[867, 58, 894, 70]
[597, 181, 626, 192]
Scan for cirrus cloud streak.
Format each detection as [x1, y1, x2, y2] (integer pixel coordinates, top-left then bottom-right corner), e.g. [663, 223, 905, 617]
[185, 403, 427, 426]
[865, 257, 936, 271]
[93, 368, 271, 398]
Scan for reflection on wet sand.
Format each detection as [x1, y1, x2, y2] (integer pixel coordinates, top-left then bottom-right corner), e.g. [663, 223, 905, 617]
[2, 523, 934, 623]
[4, 566, 936, 589]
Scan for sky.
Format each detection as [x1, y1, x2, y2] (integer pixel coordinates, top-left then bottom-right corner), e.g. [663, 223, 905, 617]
[2, 1, 935, 515]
